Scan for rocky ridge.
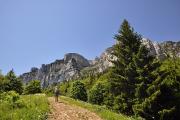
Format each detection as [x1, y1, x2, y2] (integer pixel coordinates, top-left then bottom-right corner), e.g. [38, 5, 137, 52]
[20, 39, 180, 87]
[20, 53, 90, 87]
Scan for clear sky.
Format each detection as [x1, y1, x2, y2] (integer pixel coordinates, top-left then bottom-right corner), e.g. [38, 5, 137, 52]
[0, 0, 180, 75]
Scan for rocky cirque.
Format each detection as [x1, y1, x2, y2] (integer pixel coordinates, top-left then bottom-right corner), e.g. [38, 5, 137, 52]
[20, 39, 180, 87]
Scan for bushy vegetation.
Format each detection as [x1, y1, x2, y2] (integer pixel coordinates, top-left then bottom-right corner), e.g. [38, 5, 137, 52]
[70, 81, 87, 101]
[0, 70, 23, 94]
[0, 91, 49, 120]
[24, 80, 42, 94]
[59, 81, 71, 96]
[88, 83, 104, 105]
[0, 70, 48, 120]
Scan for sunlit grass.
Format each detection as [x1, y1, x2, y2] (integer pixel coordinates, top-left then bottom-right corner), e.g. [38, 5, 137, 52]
[0, 94, 49, 120]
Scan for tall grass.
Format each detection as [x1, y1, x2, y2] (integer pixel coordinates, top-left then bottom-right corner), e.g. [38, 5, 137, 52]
[60, 96, 135, 120]
[0, 94, 49, 120]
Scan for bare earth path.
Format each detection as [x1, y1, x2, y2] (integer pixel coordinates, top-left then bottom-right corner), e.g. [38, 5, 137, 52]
[48, 97, 102, 120]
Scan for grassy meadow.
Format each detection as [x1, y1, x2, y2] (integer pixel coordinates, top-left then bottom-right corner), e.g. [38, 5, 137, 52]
[0, 93, 49, 120]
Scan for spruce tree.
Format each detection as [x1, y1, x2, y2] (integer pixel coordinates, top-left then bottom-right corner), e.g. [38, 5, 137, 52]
[109, 20, 162, 115]
[133, 45, 161, 102]
[109, 20, 142, 114]
[5, 70, 23, 94]
[134, 58, 180, 120]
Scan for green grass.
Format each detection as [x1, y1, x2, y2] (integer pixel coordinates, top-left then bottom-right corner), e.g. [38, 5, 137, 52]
[0, 94, 49, 120]
[60, 96, 135, 120]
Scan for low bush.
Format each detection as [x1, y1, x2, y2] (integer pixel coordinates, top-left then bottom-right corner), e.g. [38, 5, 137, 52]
[70, 81, 87, 101]
[24, 80, 42, 94]
[88, 83, 104, 105]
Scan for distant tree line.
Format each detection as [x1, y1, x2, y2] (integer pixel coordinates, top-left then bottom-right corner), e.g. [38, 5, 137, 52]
[0, 70, 42, 95]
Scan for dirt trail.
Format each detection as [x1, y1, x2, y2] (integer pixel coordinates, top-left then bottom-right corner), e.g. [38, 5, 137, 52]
[48, 97, 102, 120]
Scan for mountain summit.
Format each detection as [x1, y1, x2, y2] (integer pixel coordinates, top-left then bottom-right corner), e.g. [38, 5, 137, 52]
[20, 39, 180, 87]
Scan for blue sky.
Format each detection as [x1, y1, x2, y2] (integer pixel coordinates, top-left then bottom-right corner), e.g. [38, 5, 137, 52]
[0, 0, 180, 75]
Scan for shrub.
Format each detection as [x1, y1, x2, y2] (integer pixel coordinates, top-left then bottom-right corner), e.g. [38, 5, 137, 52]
[70, 81, 87, 101]
[88, 83, 104, 105]
[60, 81, 71, 96]
[24, 80, 41, 94]
[0, 91, 26, 108]
[1, 70, 23, 94]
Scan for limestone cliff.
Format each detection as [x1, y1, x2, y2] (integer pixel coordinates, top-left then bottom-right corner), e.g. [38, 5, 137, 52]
[88, 39, 180, 73]
[19, 53, 90, 87]
[20, 39, 179, 87]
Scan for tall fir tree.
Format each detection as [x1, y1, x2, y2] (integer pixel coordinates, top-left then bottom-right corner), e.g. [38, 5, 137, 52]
[109, 20, 162, 115]
[133, 45, 161, 102]
[109, 20, 142, 114]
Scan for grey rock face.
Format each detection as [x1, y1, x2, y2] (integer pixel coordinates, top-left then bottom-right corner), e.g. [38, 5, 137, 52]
[20, 39, 179, 87]
[20, 53, 90, 87]
[88, 47, 114, 73]
[142, 38, 180, 59]
[89, 39, 180, 73]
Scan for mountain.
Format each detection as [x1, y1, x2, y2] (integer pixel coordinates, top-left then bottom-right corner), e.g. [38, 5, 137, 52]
[20, 39, 180, 87]
[19, 53, 90, 87]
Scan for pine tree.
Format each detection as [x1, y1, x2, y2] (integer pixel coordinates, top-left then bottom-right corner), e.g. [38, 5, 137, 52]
[109, 20, 142, 114]
[5, 70, 23, 94]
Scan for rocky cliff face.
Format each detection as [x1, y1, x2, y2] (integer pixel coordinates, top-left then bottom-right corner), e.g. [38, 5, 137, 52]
[88, 39, 180, 73]
[20, 39, 179, 87]
[19, 53, 90, 87]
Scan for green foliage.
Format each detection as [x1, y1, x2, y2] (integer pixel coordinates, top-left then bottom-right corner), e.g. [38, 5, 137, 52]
[88, 83, 104, 105]
[133, 58, 180, 119]
[109, 20, 143, 115]
[108, 19, 163, 117]
[133, 48, 161, 106]
[0, 94, 49, 120]
[158, 107, 176, 120]
[70, 81, 87, 101]
[60, 81, 71, 96]
[0, 74, 9, 93]
[0, 91, 25, 109]
[1, 70, 23, 94]
[24, 80, 42, 94]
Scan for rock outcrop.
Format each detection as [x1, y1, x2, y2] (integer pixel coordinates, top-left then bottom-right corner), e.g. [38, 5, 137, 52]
[20, 53, 90, 87]
[20, 39, 180, 87]
[87, 39, 180, 73]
